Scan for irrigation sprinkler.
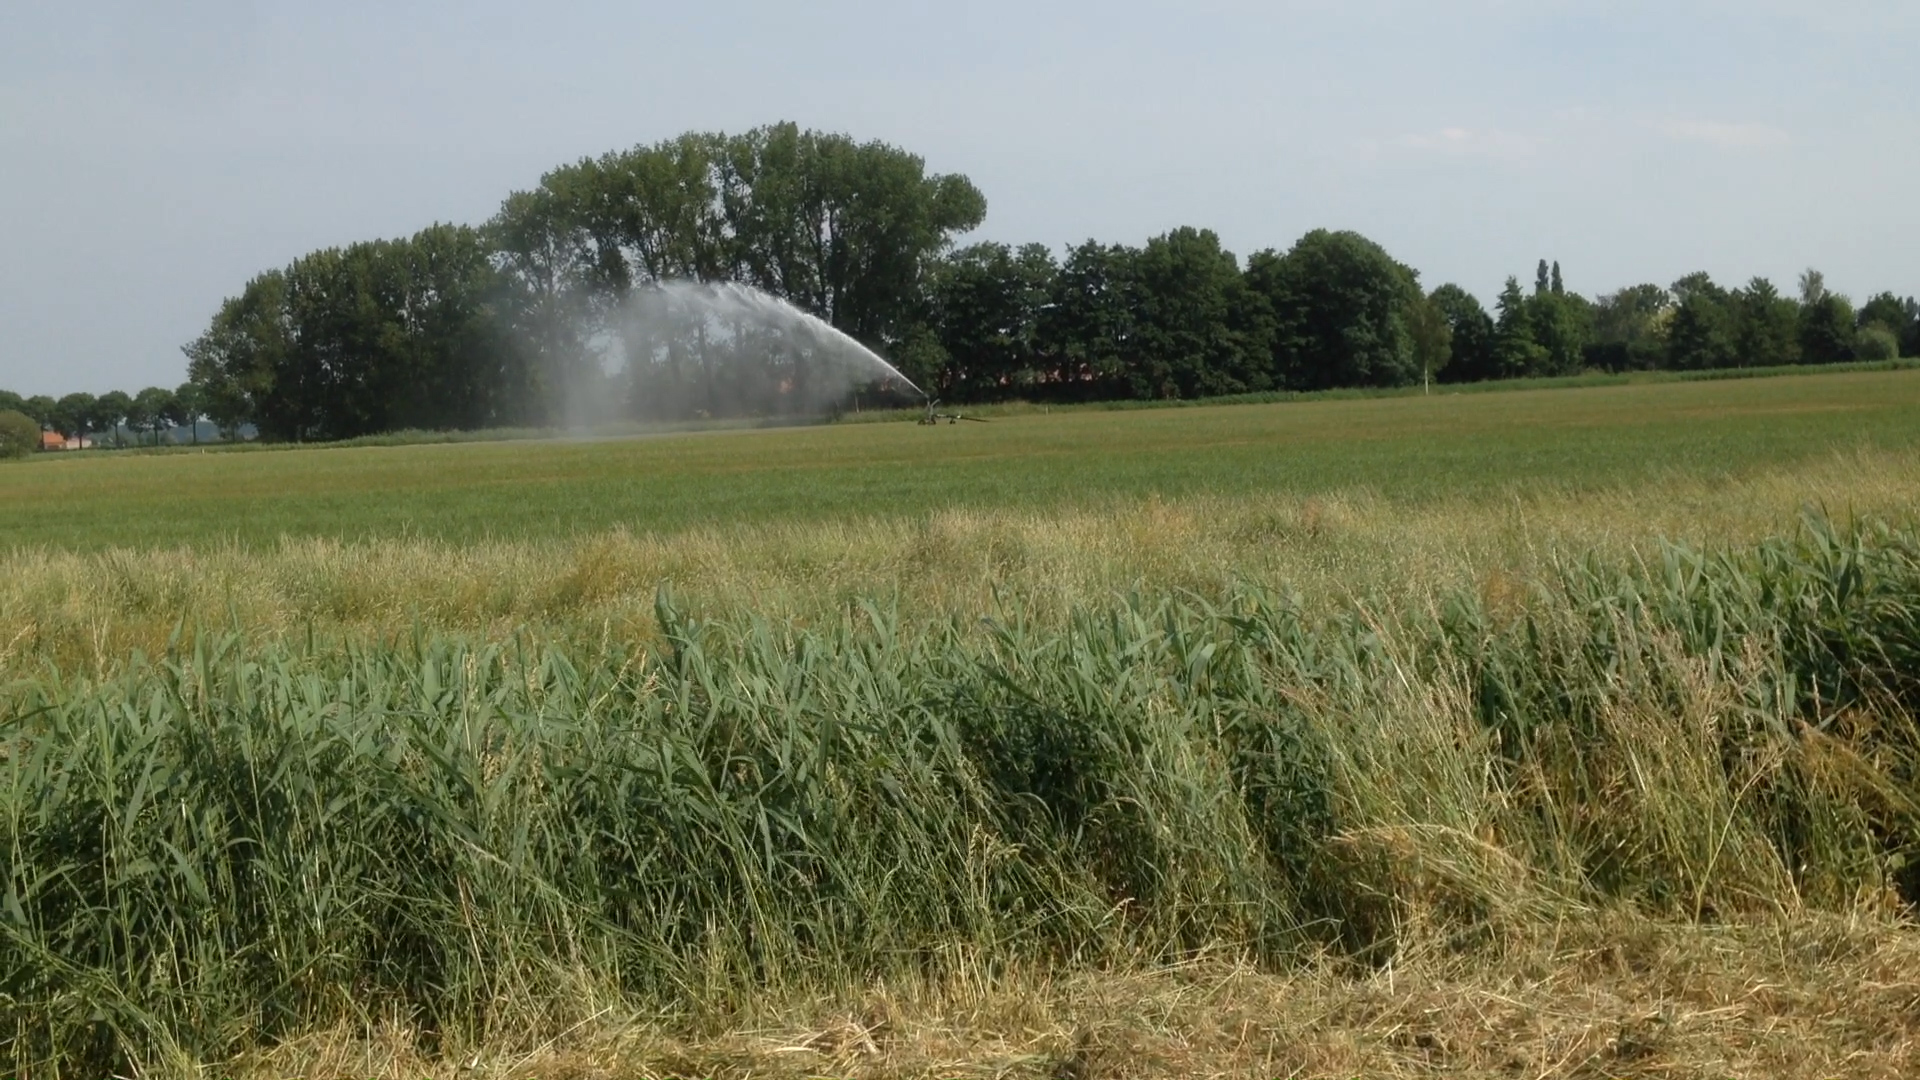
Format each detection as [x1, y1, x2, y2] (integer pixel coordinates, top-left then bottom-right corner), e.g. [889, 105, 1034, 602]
[917, 399, 990, 425]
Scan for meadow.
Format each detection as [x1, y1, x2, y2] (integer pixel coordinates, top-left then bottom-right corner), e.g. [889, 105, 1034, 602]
[6, 368, 1920, 1079]
[8, 367, 1920, 553]
[8, 368, 1920, 670]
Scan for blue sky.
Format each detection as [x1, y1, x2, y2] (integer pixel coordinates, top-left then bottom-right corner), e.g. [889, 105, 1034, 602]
[2, 0, 1914, 396]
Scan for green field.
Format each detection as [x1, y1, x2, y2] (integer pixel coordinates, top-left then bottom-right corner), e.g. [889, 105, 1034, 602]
[7, 368, 1920, 552]
[7, 370, 1920, 1079]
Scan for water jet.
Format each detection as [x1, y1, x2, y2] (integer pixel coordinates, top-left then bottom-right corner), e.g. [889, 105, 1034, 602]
[612, 281, 925, 421]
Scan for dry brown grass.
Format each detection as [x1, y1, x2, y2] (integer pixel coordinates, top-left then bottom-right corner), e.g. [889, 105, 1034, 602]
[237, 914, 1919, 1080]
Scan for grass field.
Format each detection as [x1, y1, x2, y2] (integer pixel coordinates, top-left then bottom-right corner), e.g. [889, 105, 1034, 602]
[7, 368, 1920, 553]
[6, 369, 1920, 1079]
[8, 368, 1920, 671]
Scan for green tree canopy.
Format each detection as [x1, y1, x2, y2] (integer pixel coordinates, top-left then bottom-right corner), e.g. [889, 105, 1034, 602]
[1732, 278, 1800, 368]
[1526, 287, 1592, 375]
[1408, 293, 1453, 390]
[172, 382, 205, 443]
[1428, 284, 1495, 383]
[1128, 227, 1272, 399]
[152, 119, 1920, 435]
[474, 122, 988, 425]
[1800, 293, 1857, 364]
[187, 225, 516, 441]
[922, 241, 1058, 400]
[1249, 229, 1421, 390]
[123, 390, 153, 443]
[719, 124, 987, 348]
[1667, 306, 1737, 370]
[51, 392, 95, 442]
[494, 123, 986, 358]
[131, 387, 176, 444]
[486, 185, 601, 411]
[1037, 240, 1140, 398]
[185, 270, 286, 437]
[1798, 268, 1828, 306]
[1588, 283, 1671, 370]
[1857, 292, 1917, 358]
[0, 409, 38, 459]
[1857, 292, 1908, 333]
[1663, 273, 1741, 370]
[1492, 277, 1546, 377]
[95, 391, 132, 446]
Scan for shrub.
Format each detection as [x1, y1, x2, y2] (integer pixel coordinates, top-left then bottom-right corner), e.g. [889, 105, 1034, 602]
[1856, 324, 1901, 362]
[0, 408, 41, 459]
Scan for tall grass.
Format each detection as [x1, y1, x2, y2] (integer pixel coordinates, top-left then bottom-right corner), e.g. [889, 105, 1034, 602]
[5, 515, 1919, 1076]
[10, 445, 1920, 675]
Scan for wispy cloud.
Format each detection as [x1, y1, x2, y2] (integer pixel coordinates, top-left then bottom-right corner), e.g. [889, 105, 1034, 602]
[1395, 126, 1534, 159]
[1659, 120, 1790, 150]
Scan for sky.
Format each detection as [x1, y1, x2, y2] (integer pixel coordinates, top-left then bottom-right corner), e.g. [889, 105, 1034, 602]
[2, 0, 1915, 397]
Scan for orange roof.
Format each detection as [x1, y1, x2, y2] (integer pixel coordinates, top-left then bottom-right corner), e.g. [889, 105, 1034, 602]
[40, 430, 65, 450]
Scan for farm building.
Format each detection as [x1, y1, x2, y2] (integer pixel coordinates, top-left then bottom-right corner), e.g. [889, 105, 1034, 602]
[39, 431, 92, 450]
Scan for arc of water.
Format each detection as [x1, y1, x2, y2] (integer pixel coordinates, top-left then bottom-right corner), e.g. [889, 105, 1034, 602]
[678, 280, 927, 399]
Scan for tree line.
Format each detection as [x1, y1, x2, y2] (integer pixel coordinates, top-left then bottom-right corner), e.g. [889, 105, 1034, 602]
[0, 383, 212, 451]
[7, 121, 1918, 446]
[912, 246, 1917, 401]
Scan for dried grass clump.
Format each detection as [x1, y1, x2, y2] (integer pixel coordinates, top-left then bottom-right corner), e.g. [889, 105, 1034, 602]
[241, 915, 1920, 1080]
